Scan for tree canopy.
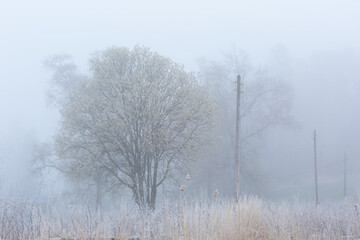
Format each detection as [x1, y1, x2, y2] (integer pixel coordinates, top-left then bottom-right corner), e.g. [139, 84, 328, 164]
[55, 46, 215, 208]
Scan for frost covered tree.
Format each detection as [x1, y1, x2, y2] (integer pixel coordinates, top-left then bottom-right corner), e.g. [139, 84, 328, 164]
[55, 46, 215, 208]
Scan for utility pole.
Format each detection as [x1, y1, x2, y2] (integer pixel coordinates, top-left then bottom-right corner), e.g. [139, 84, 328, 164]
[313, 130, 319, 206]
[344, 151, 347, 199]
[235, 75, 241, 202]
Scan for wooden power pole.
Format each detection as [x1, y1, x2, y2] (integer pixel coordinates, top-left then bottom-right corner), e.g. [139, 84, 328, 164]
[235, 75, 241, 202]
[344, 151, 347, 198]
[313, 130, 319, 206]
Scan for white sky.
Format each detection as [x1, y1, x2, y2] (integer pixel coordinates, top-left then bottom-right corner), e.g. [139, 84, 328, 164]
[1, 0, 360, 138]
[1, 0, 360, 197]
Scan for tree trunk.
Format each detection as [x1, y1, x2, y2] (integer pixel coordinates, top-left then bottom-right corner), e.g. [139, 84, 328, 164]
[150, 161, 159, 209]
[95, 176, 102, 210]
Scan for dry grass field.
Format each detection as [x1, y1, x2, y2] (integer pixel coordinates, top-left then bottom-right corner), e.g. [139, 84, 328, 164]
[1, 196, 360, 240]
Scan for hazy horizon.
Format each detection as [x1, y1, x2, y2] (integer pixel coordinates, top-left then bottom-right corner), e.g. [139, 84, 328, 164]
[1, 0, 360, 202]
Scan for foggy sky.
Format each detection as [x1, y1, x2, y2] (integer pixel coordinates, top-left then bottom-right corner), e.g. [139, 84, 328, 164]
[1, 0, 360, 200]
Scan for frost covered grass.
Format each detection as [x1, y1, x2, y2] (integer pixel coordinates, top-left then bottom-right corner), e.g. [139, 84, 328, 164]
[1, 196, 360, 239]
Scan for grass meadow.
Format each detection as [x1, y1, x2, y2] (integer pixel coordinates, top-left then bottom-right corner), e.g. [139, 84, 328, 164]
[1, 195, 360, 239]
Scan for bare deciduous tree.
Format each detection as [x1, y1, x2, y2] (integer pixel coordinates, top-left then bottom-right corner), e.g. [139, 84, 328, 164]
[196, 49, 292, 196]
[55, 46, 215, 208]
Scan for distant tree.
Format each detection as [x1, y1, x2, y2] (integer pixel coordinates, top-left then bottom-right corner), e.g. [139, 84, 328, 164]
[53, 46, 215, 208]
[0, 143, 8, 190]
[33, 141, 107, 208]
[35, 55, 107, 208]
[0, 144, 6, 161]
[43, 54, 86, 107]
[196, 49, 292, 196]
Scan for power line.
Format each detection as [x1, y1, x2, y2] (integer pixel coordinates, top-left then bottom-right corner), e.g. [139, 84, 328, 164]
[235, 75, 241, 202]
[344, 151, 347, 198]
